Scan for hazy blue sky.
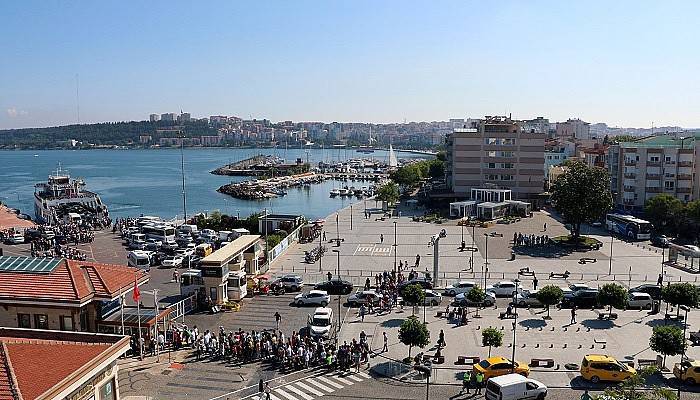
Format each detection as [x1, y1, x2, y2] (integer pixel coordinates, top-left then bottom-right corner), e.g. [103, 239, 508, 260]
[1, 0, 699, 129]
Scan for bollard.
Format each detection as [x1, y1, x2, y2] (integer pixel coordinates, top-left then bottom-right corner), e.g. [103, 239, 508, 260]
[536, 343, 539, 348]
[578, 344, 582, 349]
[550, 344, 554, 348]
[525, 327, 529, 331]
[477, 326, 480, 330]
[563, 327, 567, 331]
[587, 327, 591, 332]
[602, 344, 606, 349]
[522, 344, 526, 348]
[591, 344, 595, 349]
[501, 326, 505, 330]
[508, 343, 512, 347]
[563, 344, 567, 348]
[539, 327, 543, 331]
[576, 328, 580, 332]
[551, 327, 555, 331]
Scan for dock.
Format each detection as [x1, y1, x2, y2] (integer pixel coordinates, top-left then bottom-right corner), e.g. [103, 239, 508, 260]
[0, 206, 35, 230]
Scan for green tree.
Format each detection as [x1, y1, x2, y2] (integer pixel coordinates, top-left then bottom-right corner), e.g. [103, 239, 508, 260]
[550, 161, 613, 240]
[398, 315, 430, 359]
[401, 284, 425, 315]
[536, 285, 564, 318]
[649, 325, 686, 369]
[436, 151, 446, 162]
[481, 327, 504, 357]
[645, 194, 684, 235]
[597, 283, 628, 317]
[376, 182, 400, 205]
[390, 165, 422, 188]
[598, 367, 677, 400]
[662, 283, 700, 317]
[466, 286, 486, 317]
[266, 234, 283, 249]
[428, 159, 445, 180]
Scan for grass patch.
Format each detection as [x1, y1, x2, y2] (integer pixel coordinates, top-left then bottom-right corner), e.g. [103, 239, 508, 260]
[551, 235, 602, 249]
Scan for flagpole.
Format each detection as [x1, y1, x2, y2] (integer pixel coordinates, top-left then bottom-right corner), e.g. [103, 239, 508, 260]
[119, 286, 124, 335]
[154, 289, 159, 362]
[137, 299, 142, 360]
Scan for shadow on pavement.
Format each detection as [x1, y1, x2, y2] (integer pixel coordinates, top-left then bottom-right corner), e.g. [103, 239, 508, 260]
[381, 318, 405, 328]
[580, 319, 614, 329]
[519, 318, 547, 329]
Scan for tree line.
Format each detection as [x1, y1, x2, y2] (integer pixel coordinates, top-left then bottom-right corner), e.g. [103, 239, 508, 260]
[645, 193, 700, 241]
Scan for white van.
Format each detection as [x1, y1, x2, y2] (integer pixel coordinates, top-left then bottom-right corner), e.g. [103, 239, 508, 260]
[485, 374, 547, 400]
[127, 250, 152, 270]
[307, 307, 334, 339]
[179, 224, 198, 235]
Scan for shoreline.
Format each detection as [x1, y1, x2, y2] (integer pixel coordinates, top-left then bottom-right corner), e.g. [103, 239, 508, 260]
[0, 147, 437, 156]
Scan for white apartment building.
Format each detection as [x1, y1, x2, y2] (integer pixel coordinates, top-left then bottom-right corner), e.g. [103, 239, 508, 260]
[149, 113, 159, 122]
[161, 112, 176, 122]
[556, 118, 590, 140]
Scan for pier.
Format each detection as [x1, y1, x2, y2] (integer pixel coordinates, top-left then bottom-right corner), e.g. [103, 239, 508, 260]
[211, 154, 309, 177]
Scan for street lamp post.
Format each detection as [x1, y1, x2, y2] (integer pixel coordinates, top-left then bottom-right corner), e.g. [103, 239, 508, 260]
[319, 229, 323, 272]
[350, 205, 353, 230]
[679, 305, 690, 399]
[608, 234, 614, 275]
[511, 279, 520, 373]
[483, 234, 489, 288]
[393, 221, 398, 273]
[461, 224, 464, 249]
[333, 249, 342, 332]
[470, 224, 476, 272]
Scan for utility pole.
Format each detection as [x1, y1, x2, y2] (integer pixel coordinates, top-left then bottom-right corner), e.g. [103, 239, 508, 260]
[393, 221, 398, 273]
[483, 234, 489, 288]
[608, 234, 614, 275]
[511, 280, 519, 372]
[333, 249, 342, 332]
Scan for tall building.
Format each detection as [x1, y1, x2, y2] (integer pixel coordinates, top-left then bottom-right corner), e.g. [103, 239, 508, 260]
[177, 112, 191, 122]
[556, 118, 590, 140]
[161, 112, 176, 122]
[149, 113, 159, 122]
[445, 116, 545, 202]
[609, 135, 696, 210]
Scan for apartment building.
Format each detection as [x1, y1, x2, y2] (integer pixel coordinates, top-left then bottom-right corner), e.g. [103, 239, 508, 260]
[608, 136, 695, 210]
[556, 118, 590, 140]
[446, 116, 545, 202]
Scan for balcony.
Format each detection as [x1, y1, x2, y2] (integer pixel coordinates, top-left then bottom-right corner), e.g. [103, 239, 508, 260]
[624, 160, 637, 166]
[646, 161, 661, 167]
[678, 174, 693, 180]
[646, 187, 661, 193]
[623, 186, 635, 192]
[646, 174, 661, 180]
[679, 161, 693, 167]
[624, 173, 636, 179]
[677, 187, 692, 194]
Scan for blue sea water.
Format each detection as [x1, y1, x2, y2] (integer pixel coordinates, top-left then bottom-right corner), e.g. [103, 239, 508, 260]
[0, 148, 425, 221]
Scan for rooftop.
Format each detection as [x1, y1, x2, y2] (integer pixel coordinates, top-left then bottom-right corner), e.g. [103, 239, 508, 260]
[0, 257, 148, 305]
[620, 135, 696, 149]
[201, 235, 261, 265]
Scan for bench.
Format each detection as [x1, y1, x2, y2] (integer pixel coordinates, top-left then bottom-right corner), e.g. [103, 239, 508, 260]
[665, 314, 685, 321]
[637, 359, 657, 368]
[457, 356, 480, 365]
[530, 358, 555, 368]
[597, 313, 618, 320]
[499, 312, 518, 319]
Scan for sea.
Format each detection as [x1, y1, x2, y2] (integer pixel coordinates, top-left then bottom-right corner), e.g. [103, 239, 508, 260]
[0, 148, 428, 221]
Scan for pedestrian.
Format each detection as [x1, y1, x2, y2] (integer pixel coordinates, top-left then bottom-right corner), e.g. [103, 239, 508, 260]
[533, 275, 538, 290]
[415, 254, 420, 267]
[327, 271, 332, 281]
[258, 378, 264, 395]
[657, 273, 663, 286]
[462, 370, 472, 393]
[580, 390, 593, 400]
[543, 222, 547, 232]
[274, 312, 281, 330]
[383, 332, 388, 352]
[438, 329, 445, 348]
[359, 305, 366, 322]
[570, 306, 577, 324]
[380, 234, 384, 244]
[265, 383, 272, 400]
[475, 371, 484, 393]
[323, 231, 327, 241]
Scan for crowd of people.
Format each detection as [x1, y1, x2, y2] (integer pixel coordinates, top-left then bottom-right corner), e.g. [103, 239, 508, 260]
[513, 232, 550, 247]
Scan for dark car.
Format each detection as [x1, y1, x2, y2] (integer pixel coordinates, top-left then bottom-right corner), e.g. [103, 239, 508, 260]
[629, 284, 662, 300]
[398, 278, 433, 291]
[650, 235, 670, 248]
[561, 289, 600, 308]
[314, 279, 354, 295]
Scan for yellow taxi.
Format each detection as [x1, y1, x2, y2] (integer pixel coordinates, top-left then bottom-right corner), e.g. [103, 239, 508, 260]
[674, 360, 700, 384]
[473, 356, 530, 380]
[580, 354, 637, 383]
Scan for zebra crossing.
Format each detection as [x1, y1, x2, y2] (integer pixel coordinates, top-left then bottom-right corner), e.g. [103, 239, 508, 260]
[353, 244, 392, 256]
[250, 371, 371, 400]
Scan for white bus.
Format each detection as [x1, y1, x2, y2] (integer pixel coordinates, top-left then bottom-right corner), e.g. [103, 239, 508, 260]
[606, 213, 652, 240]
[141, 223, 176, 243]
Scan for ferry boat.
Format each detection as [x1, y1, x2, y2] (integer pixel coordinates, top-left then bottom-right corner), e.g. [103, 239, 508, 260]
[34, 166, 109, 225]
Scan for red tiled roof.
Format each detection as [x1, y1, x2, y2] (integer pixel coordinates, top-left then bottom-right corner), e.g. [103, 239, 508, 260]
[0, 259, 147, 305]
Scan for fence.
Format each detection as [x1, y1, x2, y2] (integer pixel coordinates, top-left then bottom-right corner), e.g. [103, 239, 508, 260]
[261, 223, 304, 273]
[167, 293, 197, 323]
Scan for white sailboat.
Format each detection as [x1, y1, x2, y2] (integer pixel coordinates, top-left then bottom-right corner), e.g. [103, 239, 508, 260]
[388, 144, 398, 168]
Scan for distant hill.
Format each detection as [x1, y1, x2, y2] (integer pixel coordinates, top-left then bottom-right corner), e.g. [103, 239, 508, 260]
[0, 120, 217, 149]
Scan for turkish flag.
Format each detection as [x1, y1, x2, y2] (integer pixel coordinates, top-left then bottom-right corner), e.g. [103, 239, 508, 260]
[132, 275, 141, 303]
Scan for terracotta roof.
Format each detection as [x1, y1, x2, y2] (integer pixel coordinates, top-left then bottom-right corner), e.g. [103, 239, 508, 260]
[0, 258, 148, 305]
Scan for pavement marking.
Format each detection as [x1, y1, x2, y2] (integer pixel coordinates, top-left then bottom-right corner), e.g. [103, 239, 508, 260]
[275, 388, 300, 400]
[328, 374, 354, 385]
[316, 376, 344, 389]
[346, 374, 364, 382]
[293, 381, 324, 396]
[371, 246, 392, 256]
[356, 372, 371, 380]
[254, 394, 283, 400]
[285, 384, 315, 400]
[305, 377, 334, 392]
[354, 245, 375, 255]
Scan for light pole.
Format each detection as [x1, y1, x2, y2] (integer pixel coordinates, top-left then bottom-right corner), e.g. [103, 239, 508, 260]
[461, 224, 464, 249]
[350, 205, 353, 230]
[393, 221, 398, 273]
[483, 233, 489, 288]
[679, 305, 690, 399]
[661, 246, 666, 281]
[470, 224, 476, 272]
[333, 249, 342, 332]
[318, 229, 323, 272]
[608, 234, 614, 275]
[511, 279, 520, 373]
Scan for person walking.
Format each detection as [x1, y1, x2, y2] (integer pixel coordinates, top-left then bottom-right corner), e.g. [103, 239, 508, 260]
[580, 390, 593, 400]
[258, 379, 264, 396]
[359, 305, 366, 322]
[274, 312, 281, 330]
[543, 222, 547, 232]
[380, 234, 384, 244]
[533, 275, 539, 290]
[382, 332, 388, 352]
[438, 329, 445, 348]
[327, 271, 332, 281]
[462, 370, 472, 394]
[475, 370, 484, 394]
[657, 273, 663, 286]
[265, 383, 272, 400]
[570, 305, 577, 324]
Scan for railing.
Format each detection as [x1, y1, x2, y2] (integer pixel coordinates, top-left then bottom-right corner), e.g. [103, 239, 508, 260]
[624, 160, 637, 166]
[167, 293, 197, 322]
[678, 174, 692, 180]
[265, 223, 305, 271]
[646, 187, 661, 193]
[646, 161, 661, 167]
[623, 186, 635, 192]
[623, 173, 636, 179]
[646, 174, 661, 179]
[677, 187, 692, 193]
[679, 161, 693, 167]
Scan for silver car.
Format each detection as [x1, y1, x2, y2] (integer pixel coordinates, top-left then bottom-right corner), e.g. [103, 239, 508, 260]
[295, 290, 330, 306]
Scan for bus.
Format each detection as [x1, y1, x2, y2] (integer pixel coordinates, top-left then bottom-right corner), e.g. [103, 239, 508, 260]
[141, 223, 176, 243]
[606, 213, 652, 240]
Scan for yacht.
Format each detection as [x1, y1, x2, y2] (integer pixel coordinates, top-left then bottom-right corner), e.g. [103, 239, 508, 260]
[338, 187, 350, 196]
[34, 165, 109, 225]
[329, 188, 340, 197]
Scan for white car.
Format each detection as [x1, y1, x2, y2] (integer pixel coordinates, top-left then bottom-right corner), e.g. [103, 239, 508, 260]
[485, 281, 522, 297]
[177, 248, 195, 258]
[347, 290, 383, 307]
[308, 307, 334, 338]
[455, 291, 496, 307]
[404, 289, 443, 306]
[444, 281, 477, 296]
[512, 290, 543, 307]
[295, 290, 330, 306]
[6, 233, 24, 244]
[161, 255, 184, 268]
[627, 292, 653, 309]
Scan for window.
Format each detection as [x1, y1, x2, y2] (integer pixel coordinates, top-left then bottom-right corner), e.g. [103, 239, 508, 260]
[665, 156, 673, 163]
[60, 316, 74, 331]
[526, 382, 538, 390]
[34, 314, 48, 330]
[99, 379, 116, 400]
[488, 151, 496, 157]
[501, 163, 514, 169]
[503, 138, 516, 145]
[500, 175, 514, 181]
[210, 287, 218, 302]
[501, 151, 514, 157]
[665, 181, 675, 190]
[649, 156, 660, 163]
[486, 163, 496, 169]
[17, 314, 30, 329]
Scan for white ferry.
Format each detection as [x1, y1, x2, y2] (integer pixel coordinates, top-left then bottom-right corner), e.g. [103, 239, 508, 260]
[34, 166, 109, 225]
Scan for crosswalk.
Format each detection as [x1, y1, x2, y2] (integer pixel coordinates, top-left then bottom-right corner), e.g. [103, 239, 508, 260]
[251, 371, 371, 400]
[354, 244, 392, 256]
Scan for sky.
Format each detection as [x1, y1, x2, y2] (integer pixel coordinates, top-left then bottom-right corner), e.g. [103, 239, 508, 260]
[1, 0, 699, 130]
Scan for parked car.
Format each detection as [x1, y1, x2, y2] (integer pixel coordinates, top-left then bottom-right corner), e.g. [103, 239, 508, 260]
[561, 289, 600, 308]
[485, 374, 547, 400]
[161, 255, 184, 268]
[398, 277, 433, 291]
[403, 289, 442, 306]
[485, 281, 521, 297]
[275, 275, 304, 291]
[629, 284, 662, 301]
[161, 240, 179, 251]
[307, 307, 334, 339]
[314, 279, 354, 295]
[650, 234, 670, 248]
[145, 238, 162, 251]
[473, 356, 530, 380]
[511, 290, 543, 307]
[627, 292, 653, 309]
[347, 290, 383, 307]
[684, 245, 700, 256]
[674, 359, 700, 384]
[454, 291, 496, 307]
[294, 290, 330, 306]
[444, 281, 477, 296]
[580, 354, 636, 383]
[5, 232, 24, 244]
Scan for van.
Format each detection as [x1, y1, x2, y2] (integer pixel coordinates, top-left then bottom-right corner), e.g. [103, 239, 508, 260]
[485, 374, 547, 400]
[179, 224, 198, 235]
[195, 243, 213, 257]
[580, 354, 636, 383]
[307, 307, 334, 338]
[127, 250, 152, 269]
